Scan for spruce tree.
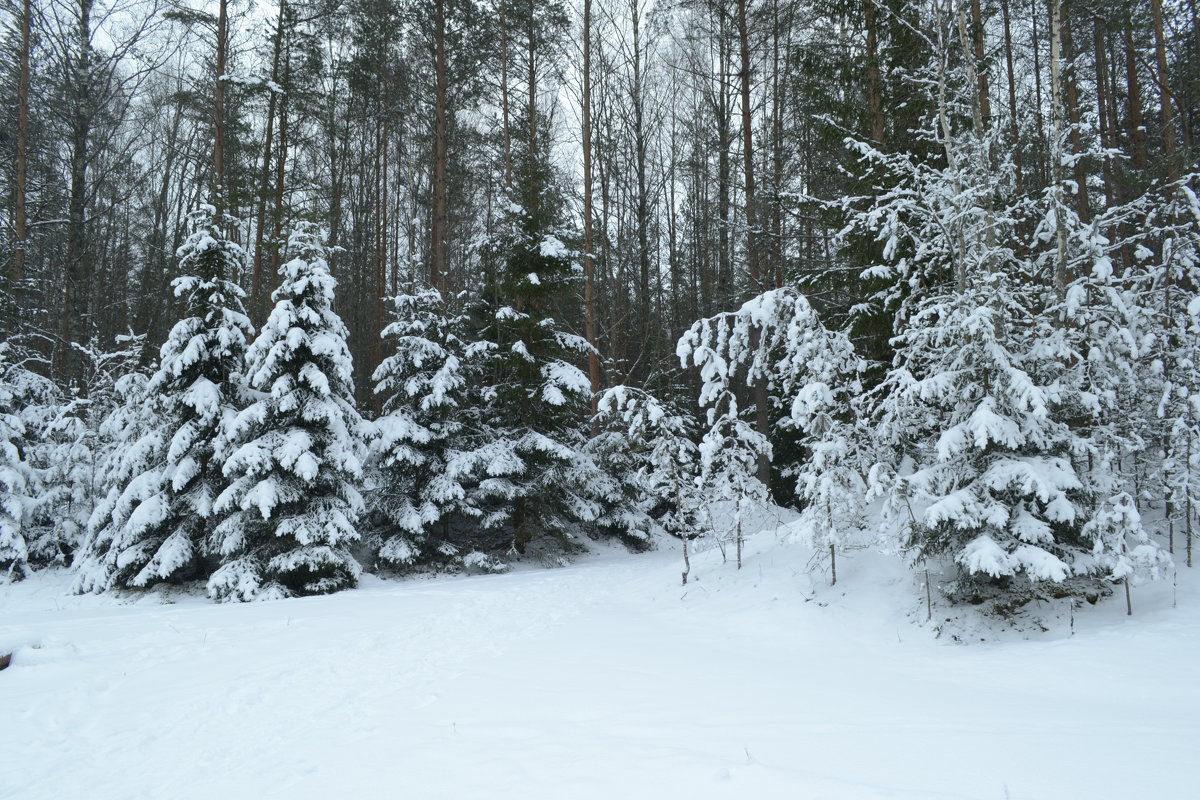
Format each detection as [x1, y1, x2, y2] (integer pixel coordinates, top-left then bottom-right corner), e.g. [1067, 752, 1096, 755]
[0, 342, 37, 581]
[210, 224, 369, 601]
[75, 209, 253, 592]
[370, 286, 482, 567]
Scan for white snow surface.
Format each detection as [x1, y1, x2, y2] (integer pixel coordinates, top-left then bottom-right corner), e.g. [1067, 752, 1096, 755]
[2, 518, 1197, 799]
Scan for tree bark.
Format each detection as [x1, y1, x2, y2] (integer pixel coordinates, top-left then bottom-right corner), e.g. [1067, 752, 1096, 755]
[970, 0, 992, 123]
[498, 1, 513, 195]
[59, 0, 95, 386]
[735, 0, 761, 292]
[864, 0, 885, 144]
[1124, 18, 1148, 170]
[214, 0, 228, 220]
[430, 0, 450, 293]
[1001, 0, 1025, 196]
[582, 0, 601, 417]
[1061, 8, 1091, 221]
[1093, 15, 1116, 207]
[1048, 0, 1070, 293]
[252, 0, 286, 322]
[1150, 0, 1179, 181]
[9, 0, 32, 326]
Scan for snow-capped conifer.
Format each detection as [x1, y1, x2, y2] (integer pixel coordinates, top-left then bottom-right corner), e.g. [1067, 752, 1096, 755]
[595, 386, 704, 579]
[1141, 179, 1200, 567]
[370, 286, 483, 567]
[76, 209, 252, 592]
[678, 287, 864, 575]
[210, 224, 369, 601]
[1, 343, 38, 581]
[29, 336, 147, 567]
[471, 195, 601, 554]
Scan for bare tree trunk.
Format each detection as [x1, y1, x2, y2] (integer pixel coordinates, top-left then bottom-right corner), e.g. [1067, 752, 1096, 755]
[525, 1, 538, 217]
[252, 0, 286, 322]
[59, 0, 95, 386]
[865, 0, 885, 144]
[735, 0, 760, 291]
[1062, 9, 1091, 222]
[735, 0, 770, 487]
[1124, 20, 1148, 170]
[1048, 0, 1070, 294]
[430, 0, 449, 293]
[214, 0, 228, 219]
[1001, 0, 1025, 196]
[498, 1, 513, 195]
[582, 0, 601, 417]
[970, 0, 992, 122]
[8, 0, 32, 330]
[1031, 0, 1050, 186]
[1094, 15, 1115, 207]
[1150, 0, 1179, 181]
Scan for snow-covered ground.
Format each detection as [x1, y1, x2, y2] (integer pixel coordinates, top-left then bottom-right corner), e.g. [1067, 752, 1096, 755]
[2, 518, 1197, 800]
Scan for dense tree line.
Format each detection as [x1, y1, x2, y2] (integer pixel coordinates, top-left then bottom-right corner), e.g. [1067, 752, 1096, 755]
[1, 0, 1197, 614]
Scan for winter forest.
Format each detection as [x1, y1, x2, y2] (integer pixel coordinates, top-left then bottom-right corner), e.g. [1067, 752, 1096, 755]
[2, 0, 1199, 795]
[1, 0, 1198, 613]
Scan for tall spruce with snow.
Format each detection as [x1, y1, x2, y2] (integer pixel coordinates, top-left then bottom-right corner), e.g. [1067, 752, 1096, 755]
[840, 46, 1167, 605]
[1141, 179, 1200, 567]
[469, 108, 601, 553]
[210, 225, 369, 601]
[370, 287, 484, 567]
[75, 211, 253, 592]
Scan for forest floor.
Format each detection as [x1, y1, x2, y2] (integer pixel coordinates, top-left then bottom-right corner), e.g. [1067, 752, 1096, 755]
[1, 510, 1197, 800]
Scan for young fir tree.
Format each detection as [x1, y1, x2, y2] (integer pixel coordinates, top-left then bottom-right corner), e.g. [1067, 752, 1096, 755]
[75, 210, 253, 592]
[1141, 179, 1200, 567]
[73, 370, 154, 592]
[210, 224, 370, 601]
[678, 287, 862, 575]
[471, 211, 600, 552]
[370, 286, 484, 568]
[592, 386, 702, 558]
[0, 342, 38, 581]
[30, 336, 147, 568]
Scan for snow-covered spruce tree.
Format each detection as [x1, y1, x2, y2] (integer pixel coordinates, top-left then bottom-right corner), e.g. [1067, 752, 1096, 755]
[593, 386, 704, 575]
[842, 12, 1167, 608]
[697, 394, 769, 570]
[1140, 178, 1200, 567]
[1, 342, 40, 581]
[787, 351, 868, 586]
[467, 127, 601, 555]
[210, 224, 370, 601]
[369, 286, 487, 569]
[29, 335, 147, 568]
[678, 287, 865, 575]
[75, 210, 253, 592]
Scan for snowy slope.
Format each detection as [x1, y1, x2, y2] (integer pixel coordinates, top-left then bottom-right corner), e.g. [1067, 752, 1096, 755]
[1, 522, 1197, 800]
